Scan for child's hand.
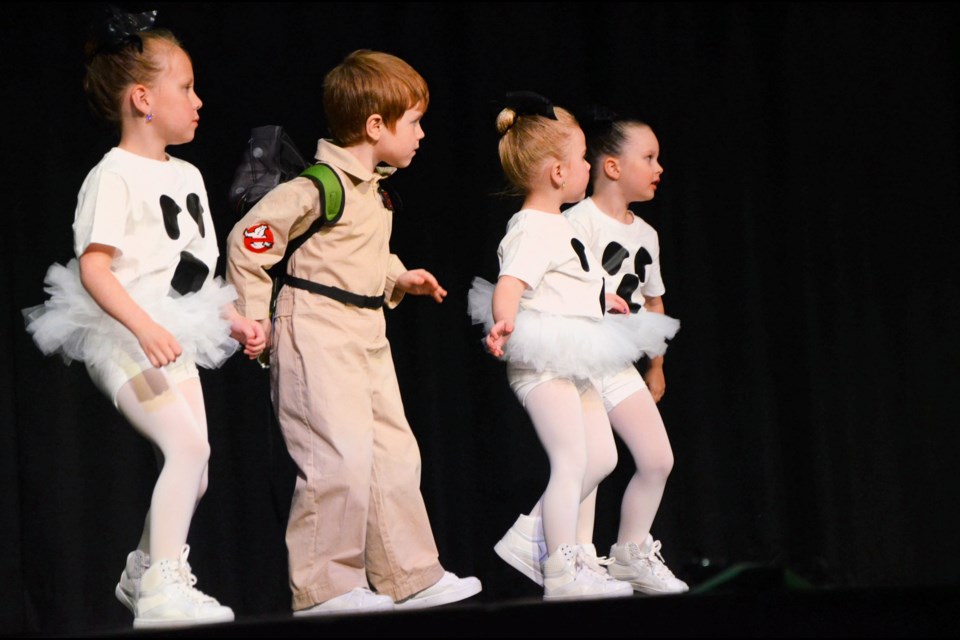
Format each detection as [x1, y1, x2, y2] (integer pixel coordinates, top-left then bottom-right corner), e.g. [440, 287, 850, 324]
[606, 293, 630, 315]
[397, 269, 448, 303]
[135, 320, 183, 368]
[231, 316, 267, 359]
[643, 364, 666, 403]
[485, 319, 514, 358]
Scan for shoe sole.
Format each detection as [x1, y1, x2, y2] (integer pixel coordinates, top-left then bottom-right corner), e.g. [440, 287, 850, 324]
[294, 603, 395, 617]
[543, 588, 633, 601]
[394, 578, 482, 610]
[115, 583, 136, 615]
[133, 611, 234, 629]
[494, 540, 544, 586]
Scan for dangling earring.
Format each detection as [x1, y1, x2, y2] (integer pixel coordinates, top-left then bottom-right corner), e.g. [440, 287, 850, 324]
[561, 180, 566, 190]
[146, 113, 153, 123]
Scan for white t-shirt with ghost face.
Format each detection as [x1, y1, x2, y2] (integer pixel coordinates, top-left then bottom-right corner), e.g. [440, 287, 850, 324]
[564, 197, 664, 313]
[73, 147, 218, 294]
[498, 209, 606, 319]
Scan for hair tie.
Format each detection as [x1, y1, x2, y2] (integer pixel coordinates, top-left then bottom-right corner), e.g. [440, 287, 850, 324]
[503, 91, 558, 120]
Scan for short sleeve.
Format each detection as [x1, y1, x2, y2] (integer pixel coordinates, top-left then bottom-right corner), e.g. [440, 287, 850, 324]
[73, 170, 130, 257]
[497, 219, 551, 290]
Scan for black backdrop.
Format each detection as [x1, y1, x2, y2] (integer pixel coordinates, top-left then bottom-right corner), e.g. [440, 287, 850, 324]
[4, 2, 959, 635]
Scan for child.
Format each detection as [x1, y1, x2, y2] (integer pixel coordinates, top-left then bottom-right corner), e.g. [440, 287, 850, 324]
[226, 50, 481, 615]
[493, 108, 689, 595]
[468, 93, 678, 600]
[22, 9, 264, 628]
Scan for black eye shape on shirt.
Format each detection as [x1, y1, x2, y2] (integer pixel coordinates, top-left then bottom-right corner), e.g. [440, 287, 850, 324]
[186, 193, 205, 238]
[602, 241, 629, 276]
[570, 238, 590, 272]
[160, 195, 182, 240]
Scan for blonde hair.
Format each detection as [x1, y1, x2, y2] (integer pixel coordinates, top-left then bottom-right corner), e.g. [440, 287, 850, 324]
[323, 50, 430, 146]
[496, 106, 579, 193]
[83, 30, 183, 128]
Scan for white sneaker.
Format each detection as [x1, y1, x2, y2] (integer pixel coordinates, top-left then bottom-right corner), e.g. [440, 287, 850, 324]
[493, 514, 547, 586]
[394, 572, 482, 610]
[542, 544, 634, 601]
[115, 550, 149, 614]
[294, 588, 394, 616]
[134, 545, 234, 629]
[608, 535, 690, 595]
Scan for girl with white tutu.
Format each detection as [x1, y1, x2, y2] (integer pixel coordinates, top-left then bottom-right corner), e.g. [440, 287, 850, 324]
[492, 108, 689, 596]
[22, 9, 264, 629]
[468, 92, 678, 600]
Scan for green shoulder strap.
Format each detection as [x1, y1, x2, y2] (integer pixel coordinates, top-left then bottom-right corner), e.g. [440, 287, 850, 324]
[300, 163, 345, 225]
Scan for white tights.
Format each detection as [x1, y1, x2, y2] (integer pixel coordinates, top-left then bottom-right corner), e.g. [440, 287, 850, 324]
[523, 379, 617, 555]
[115, 370, 210, 563]
[576, 386, 674, 545]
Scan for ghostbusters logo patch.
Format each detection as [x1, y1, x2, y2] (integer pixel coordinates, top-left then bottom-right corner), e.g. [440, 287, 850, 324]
[243, 224, 275, 253]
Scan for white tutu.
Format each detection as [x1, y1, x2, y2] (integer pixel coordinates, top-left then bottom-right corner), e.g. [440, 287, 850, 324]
[23, 259, 239, 370]
[467, 277, 680, 379]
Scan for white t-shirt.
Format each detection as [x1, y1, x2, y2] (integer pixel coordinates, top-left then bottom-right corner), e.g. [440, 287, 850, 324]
[498, 209, 605, 319]
[73, 147, 218, 293]
[564, 198, 665, 312]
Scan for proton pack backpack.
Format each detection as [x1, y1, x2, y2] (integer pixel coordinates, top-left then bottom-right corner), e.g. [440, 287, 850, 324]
[229, 125, 346, 316]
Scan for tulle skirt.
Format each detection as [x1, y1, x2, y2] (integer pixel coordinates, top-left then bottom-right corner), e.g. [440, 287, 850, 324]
[23, 259, 239, 370]
[467, 277, 680, 379]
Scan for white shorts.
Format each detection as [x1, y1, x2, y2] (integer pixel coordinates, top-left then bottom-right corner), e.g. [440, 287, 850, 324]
[86, 346, 199, 407]
[507, 363, 595, 406]
[594, 365, 647, 413]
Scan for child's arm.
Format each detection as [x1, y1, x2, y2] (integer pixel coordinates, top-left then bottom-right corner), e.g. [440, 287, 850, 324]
[486, 275, 527, 357]
[79, 244, 182, 368]
[395, 269, 447, 303]
[226, 179, 321, 322]
[643, 295, 667, 402]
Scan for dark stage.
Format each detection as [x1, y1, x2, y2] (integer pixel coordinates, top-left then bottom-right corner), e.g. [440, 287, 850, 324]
[4, 2, 959, 636]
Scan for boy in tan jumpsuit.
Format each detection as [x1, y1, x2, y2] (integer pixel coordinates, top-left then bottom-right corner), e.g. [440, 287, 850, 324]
[226, 50, 481, 615]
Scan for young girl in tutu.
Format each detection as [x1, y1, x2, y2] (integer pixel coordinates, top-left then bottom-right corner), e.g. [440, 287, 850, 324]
[23, 9, 264, 628]
[492, 108, 689, 596]
[468, 93, 678, 600]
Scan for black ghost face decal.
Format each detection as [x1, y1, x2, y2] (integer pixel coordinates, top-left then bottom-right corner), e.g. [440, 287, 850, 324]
[634, 247, 653, 284]
[616, 275, 643, 314]
[161, 193, 205, 240]
[602, 242, 629, 276]
[186, 193, 205, 238]
[570, 238, 590, 272]
[170, 251, 209, 295]
[160, 195, 182, 240]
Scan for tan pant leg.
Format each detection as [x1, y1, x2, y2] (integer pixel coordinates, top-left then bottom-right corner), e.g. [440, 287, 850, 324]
[272, 302, 377, 610]
[362, 327, 445, 601]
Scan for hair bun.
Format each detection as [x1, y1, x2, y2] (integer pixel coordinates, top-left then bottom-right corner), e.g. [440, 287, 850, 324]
[496, 108, 517, 136]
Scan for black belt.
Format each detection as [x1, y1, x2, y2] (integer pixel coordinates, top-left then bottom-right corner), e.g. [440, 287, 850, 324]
[284, 275, 384, 310]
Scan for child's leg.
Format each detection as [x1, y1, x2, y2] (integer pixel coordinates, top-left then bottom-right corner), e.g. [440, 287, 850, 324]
[524, 379, 614, 555]
[115, 368, 210, 563]
[365, 339, 445, 602]
[130, 377, 210, 556]
[576, 489, 597, 545]
[607, 387, 673, 544]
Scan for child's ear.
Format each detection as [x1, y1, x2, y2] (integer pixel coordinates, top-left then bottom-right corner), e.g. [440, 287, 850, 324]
[365, 114, 384, 142]
[129, 84, 151, 118]
[550, 160, 565, 189]
[603, 156, 620, 181]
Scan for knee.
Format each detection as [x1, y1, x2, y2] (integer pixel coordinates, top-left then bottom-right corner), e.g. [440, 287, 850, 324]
[641, 449, 674, 483]
[169, 433, 211, 472]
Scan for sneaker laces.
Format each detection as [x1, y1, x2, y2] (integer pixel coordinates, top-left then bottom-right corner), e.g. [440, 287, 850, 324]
[173, 546, 217, 604]
[573, 547, 617, 584]
[646, 540, 679, 580]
